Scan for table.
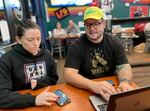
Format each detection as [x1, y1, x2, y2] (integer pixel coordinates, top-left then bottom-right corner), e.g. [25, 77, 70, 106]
[65, 35, 79, 47]
[0, 76, 137, 111]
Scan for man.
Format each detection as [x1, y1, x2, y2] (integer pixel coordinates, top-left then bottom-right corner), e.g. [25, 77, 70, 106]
[64, 6, 134, 101]
[67, 19, 80, 38]
[66, 19, 80, 47]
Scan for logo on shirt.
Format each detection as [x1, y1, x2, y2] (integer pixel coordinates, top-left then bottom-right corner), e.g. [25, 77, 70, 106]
[90, 49, 108, 76]
[24, 61, 47, 83]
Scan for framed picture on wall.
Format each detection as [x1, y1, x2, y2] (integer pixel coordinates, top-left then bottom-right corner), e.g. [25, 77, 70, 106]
[130, 6, 149, 18]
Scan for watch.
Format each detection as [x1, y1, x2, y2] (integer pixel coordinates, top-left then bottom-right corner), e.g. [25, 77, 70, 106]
[120, 78, 132, 84]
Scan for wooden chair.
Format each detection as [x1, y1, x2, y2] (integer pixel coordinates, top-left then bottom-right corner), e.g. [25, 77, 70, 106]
[0, 42, 17, 57]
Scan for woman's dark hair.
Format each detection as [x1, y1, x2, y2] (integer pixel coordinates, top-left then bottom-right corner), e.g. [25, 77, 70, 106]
[16, 19, 40, 38]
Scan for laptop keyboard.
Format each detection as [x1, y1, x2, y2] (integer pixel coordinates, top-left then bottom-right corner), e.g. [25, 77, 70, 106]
[97, 104, 108, 111]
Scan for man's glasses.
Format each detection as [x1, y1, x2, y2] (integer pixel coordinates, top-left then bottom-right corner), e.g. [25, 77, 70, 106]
[84, 22, 103, 29]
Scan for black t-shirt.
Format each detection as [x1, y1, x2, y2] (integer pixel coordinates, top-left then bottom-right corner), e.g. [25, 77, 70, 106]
[65, 33, 128, 79]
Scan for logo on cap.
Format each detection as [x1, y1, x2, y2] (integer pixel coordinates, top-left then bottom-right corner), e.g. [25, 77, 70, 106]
[84, 7, 105, 21]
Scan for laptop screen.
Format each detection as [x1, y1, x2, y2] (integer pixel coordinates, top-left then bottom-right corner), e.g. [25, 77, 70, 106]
[107, 86, 150, 111]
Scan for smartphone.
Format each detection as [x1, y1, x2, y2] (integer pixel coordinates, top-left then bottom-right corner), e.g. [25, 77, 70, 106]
[54, 90, 71, 106]
[106, 80, 115, 86]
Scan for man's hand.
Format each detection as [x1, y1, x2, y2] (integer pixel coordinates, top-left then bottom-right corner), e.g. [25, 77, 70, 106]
[117, 82, 134, 93]
[88, 81, 116, 101]
[35, 86, 59, 106]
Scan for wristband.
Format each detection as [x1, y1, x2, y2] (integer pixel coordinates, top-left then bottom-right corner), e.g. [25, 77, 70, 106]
[120, 78, 132, 84]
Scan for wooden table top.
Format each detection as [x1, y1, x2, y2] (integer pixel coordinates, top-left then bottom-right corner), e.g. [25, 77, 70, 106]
[0, 76, 137, 111]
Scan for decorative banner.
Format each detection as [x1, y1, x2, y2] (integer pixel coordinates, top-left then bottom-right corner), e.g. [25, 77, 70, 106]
[48, 6, 88, 17]
[130, 6, 149, 18]
[55, 7, 70, 20]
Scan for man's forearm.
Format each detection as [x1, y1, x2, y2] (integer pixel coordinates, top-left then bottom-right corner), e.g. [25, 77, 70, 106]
[64, 68, 93, 90]
[116, 64, 133, 82]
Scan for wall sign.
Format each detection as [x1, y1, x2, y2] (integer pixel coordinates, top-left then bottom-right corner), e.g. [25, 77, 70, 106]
[55, 7, 70, 20]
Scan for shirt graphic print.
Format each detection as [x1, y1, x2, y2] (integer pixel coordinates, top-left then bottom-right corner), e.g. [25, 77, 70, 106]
[24, 61, 47, 83]
[90, 48, 109, 76]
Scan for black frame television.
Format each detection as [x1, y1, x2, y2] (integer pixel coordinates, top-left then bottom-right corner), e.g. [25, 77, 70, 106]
[50, 0, 93, 7]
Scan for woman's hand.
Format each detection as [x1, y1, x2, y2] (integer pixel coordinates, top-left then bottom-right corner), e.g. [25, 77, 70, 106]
[35, 86, 59, 106]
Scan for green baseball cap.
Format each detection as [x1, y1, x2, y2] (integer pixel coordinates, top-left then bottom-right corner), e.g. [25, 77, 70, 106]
[84, 6, 105, 21]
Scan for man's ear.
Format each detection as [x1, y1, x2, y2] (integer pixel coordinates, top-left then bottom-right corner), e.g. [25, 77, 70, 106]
[103, 20, 107, 28]
[103, 20, 107, 25]
[15, 36, 22, 44]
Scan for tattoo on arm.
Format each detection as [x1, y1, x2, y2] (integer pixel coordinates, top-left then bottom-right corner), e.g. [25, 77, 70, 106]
[116, 64, 128, 72]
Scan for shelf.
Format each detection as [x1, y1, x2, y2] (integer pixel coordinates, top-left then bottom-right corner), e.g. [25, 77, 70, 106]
[111, 17, 150, 24]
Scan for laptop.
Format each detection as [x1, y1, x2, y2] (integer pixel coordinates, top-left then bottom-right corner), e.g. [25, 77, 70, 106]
[89, 85, 150, 111]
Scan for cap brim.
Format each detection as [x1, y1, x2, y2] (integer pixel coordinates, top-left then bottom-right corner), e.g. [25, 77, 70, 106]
[84, 16, 102, 21]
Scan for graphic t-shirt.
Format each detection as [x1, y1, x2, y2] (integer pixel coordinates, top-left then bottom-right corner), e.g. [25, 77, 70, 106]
[89, 40, 109, 77]
[65, 33, 128, 79]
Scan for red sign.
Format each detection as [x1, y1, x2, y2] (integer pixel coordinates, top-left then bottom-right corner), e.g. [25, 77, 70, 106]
[55, 7, 70, 20]
[130, 6, 149, 18]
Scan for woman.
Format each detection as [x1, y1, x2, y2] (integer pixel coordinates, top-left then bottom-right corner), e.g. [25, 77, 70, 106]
[53, 22, 66, 39]
[0, 19, 59, 108]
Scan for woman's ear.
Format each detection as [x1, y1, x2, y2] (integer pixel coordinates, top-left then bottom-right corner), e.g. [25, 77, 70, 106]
[15, 36, 22, 45]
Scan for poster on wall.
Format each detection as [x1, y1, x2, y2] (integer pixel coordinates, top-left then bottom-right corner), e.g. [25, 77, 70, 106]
[130, 6, 149, 18]
[120, 0, 150, 4]
[100, 0, 114, 13]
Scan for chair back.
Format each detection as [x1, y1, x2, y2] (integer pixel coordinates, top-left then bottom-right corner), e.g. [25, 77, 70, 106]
[145, 31, 150, 42]
[144, 23, 150, 52]
[0, 42, 17, 57]
[120, 32, 133, 54]
[50, 38, 64, 58]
